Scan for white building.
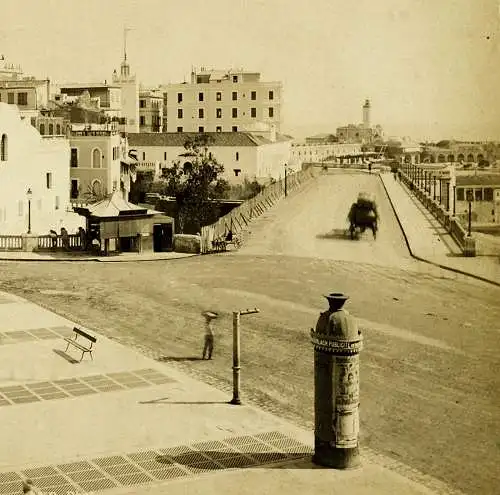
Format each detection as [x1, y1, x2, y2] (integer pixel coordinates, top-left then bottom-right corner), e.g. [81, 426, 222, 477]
[290, 142, 363, 168]
[163, 68, 282, 133]
[128, 131, 291, 184]
[0, 103, 73, 235]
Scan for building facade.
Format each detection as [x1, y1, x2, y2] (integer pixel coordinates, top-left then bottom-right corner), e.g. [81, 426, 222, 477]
[128, 132, 291, 184]
[0, 103, 71, 235]
[139, 88, 163, 132]
[291, 142, 363, 167]
[68, 123, 134, 201]
[58, 83, 122, 120]
[0, 58, 51, 120]
[455, 174, 500, 224]
[163, 68, 282, 133]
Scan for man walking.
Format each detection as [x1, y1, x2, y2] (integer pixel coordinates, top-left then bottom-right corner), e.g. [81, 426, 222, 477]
[202, 311, 218, 360]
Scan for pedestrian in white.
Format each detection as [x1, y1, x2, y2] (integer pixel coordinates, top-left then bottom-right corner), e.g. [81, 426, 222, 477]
[202, 311, 218, 360]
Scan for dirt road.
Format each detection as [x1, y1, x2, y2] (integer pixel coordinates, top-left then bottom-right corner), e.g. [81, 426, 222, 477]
[0, 173, 498, 494]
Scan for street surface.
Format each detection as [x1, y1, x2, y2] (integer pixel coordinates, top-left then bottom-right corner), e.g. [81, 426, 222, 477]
[0, 172, 498, 494]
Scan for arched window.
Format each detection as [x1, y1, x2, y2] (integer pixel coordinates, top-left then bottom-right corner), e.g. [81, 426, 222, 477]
[56, 124, 61, 135]
[467, 154, 474, 162]
[48, 123, 54, 135]
[92, 148, 102, 168]
[183, 162, 193, 174]
[91, 180, 102, 197]
[0, 134, 7, 161]
[39, 124, 45, 135]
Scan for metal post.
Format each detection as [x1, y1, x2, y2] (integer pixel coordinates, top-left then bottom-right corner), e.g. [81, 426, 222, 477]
[468, 201, 472, 236]
[284, 164, 288, 197]
[453, 186, 456, 215]
[230, 308, 259, 406]
[433, 177, 436, 200]
[230, 312, 241, 405]
[27, 199, 31, 234]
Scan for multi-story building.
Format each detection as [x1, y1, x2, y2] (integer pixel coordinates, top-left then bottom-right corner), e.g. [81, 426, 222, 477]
[0, 103, 72, 234]
[68, 123, 135, 201]
[128, 131, 291, 184]
[162, 68, 282, 133]
[57, 83, 122, 120]
[139, 88, 163, 132]
[0, 58, 51, 120]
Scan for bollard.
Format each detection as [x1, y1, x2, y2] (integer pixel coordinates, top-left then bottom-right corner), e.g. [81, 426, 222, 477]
[310, 293, 363, 469]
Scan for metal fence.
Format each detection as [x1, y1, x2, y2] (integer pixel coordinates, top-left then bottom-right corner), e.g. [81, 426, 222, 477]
[201, 167, 318, 254]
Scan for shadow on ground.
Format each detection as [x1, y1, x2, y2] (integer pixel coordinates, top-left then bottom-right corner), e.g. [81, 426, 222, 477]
[52, 348, 79, 364]
[152, 451, 314, 470]
[316, 228, 351, 240]
[156, 356, 203, 362]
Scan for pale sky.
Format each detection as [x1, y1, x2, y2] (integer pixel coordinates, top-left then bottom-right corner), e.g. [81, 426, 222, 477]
[2, 0, 499, 141]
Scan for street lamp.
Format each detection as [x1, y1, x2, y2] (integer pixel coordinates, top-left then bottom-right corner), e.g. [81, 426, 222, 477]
[466, 189, 473, 236]
[26, 188, 32, 234]
[284, 163, 288, 197]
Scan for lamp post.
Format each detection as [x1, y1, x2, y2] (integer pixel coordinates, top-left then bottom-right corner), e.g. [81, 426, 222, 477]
[466, 189, 473, 236]
[284, 163, 288, 197]
[26, 188, 32, 234]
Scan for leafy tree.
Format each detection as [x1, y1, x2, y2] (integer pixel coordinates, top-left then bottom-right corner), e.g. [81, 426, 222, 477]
[161, 134, 226, 233]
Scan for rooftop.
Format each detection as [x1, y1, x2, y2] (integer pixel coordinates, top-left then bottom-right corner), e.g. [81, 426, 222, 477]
[456, 174, 500, 186]
[128, 132, 291, 148]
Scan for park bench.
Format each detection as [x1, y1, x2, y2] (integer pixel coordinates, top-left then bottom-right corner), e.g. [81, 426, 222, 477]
[64, 327, 97, 362]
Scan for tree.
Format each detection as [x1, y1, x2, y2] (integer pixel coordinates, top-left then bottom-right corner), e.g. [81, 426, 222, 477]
[161, 134, 226, 233]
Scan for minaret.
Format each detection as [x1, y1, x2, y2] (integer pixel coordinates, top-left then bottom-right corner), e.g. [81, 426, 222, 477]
[120, 27, 131, 78]
[362, 99, 371, 129]
[112, 26, 139, 133]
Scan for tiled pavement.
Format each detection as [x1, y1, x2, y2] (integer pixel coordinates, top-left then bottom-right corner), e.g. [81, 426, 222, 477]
[0, 290, 462, 495]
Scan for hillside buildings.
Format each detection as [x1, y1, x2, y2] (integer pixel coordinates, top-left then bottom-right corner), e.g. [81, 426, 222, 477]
[162, 68, 282, 134]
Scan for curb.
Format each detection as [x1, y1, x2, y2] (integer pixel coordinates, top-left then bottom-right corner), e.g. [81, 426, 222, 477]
[378, 174, 500, 288]
[0, 254, 198, 263]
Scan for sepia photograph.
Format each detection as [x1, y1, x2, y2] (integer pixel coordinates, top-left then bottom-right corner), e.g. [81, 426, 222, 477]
[0, 1, 499, 494]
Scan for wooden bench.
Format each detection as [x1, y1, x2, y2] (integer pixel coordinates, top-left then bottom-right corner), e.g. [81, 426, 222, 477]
[64, 327, 97, 362]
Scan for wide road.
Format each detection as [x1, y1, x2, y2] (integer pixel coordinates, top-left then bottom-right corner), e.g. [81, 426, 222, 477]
[1, 172, 499, 494]
[238, 171, 412, 268]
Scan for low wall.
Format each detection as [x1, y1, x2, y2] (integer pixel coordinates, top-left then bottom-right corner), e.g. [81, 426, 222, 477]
[173, 234, 201, 254]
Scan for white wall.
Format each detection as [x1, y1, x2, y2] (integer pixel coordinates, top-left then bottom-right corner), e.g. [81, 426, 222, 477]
[0, 103, 76, 234]
[133, 140, 291, 184]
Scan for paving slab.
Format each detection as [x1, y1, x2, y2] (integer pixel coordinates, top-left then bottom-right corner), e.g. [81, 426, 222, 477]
[0, 290, 462, 495]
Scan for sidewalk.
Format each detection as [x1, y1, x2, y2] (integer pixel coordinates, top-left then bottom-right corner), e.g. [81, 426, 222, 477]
[0, 290, 461, 495]
[380, 173, 500, 286]
[0, 250, 196, 262]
